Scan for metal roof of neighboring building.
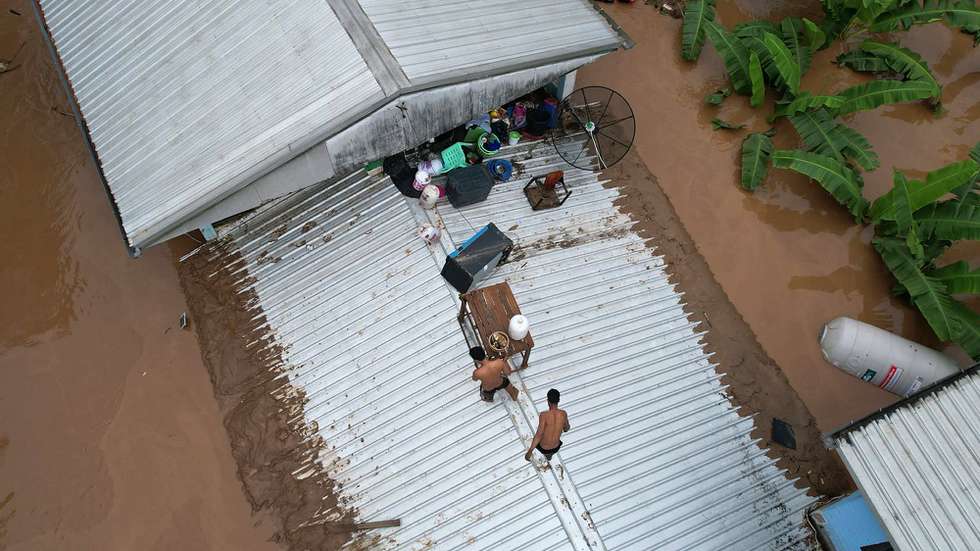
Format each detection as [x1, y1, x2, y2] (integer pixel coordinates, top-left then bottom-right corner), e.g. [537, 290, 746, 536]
[33, 0, 625, 253]
[830, 364, 980, 551]
[204, 140, 818, 550]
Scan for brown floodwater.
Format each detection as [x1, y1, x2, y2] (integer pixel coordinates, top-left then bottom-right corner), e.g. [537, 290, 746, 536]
[0, 2, 279, 549]
[580, 2, 979, 431]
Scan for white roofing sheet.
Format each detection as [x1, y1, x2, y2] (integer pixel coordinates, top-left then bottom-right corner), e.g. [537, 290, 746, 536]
[35, 0, 624, 252]
[208, 140, 817, 550]
[832, 366, 980, 551]
[359, 0, 621, 82]
[37, 0, 380, 250]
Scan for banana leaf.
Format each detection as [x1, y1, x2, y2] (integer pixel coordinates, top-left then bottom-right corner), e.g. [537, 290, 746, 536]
[682, 0, 717, 61]
[873, 237, 959, 340]
[835, 79, 939, 115]
[915, 199, 980, 240]
[836, 125, 881, 170]
[854, 0, 901, 23]
[860, 41, 942, 96]
[772, 149, 869, 221]
[740, 132, 774, 190]
[893, 171, 918, 236]
[835, 50, 893, 72]
[820, 6, 859, 41]
[949, 301, 980, 359]
[927, 261, 980, 294]
[711, 117, 746, 130]
[772, 93, 845, 119]
[802, 17, 826, 49]
[705, 20, 753, 95]
[733, 21, 779, 37]
[749, 52, 765, 107]
[705, 87, 732, 105]
[870, 160, 980, 221]
[736, 30, 802, 94]
[780, 18, 815, 74]
[870, 0, 980, 32]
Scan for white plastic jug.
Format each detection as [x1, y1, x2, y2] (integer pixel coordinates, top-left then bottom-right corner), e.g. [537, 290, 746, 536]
[419, 184, 440, 210]
[413, 170, 432, 191]
[508, 315, 529, 341]
[417, 223, 440, 244]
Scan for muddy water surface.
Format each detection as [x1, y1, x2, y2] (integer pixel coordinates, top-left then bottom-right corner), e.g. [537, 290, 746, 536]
[0, 2, 279, 549]
[581, 2, 979, 431]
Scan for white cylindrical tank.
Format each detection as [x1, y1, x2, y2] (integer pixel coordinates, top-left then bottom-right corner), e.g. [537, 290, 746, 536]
[819, 316, 960, 396]
[508, 315, 529, 341]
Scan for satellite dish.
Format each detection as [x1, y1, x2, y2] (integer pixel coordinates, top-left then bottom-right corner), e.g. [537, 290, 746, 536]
[552, 86, 635, 171]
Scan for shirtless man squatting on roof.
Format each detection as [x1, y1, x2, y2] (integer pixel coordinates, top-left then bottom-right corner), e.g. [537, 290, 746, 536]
[470, 346, 520, 402]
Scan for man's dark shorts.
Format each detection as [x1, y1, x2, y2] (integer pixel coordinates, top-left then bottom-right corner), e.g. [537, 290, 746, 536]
[536, 440, 563, 460]
[480, 377, 510, 402]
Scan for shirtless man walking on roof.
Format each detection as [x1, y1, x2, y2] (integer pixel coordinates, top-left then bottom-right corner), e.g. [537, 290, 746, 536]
[525, 389, 569, 462]
[471, 346, 519, 402]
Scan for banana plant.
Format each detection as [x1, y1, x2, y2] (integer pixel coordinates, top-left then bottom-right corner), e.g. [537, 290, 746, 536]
[740, 132, 774, 190]
[788, 109, 879, 170]
[834, 79, 939, 115]
[873, 237, 960, 340]
[869, 158, 980, 221]
[771, 149, 870, 221]
[860, 40, 943, 97]
[681, 0, 716, 61]
[928, 261, 980, 294]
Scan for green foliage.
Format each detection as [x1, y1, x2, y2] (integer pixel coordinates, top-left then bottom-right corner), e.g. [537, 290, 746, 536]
[787, 109, 878, 170]
[802, 17, 827, 49]
[893, 171, 926, 260]
[915, 200, 980, 240]
[835, 79, 939, 115]
[780, 18, 815, 74]
[835, 50, 893, 72]
[927, 260, 980, 294]
[873, 237, 959, 340]
[740, 132, 774, 190]
[739, 31, 803, 94]
[772, 149, 869, 221]
[749, 52, 765, 107]
[772, 93, 845, 119]
[705, 87, 732, 105]
[733, 21, 780, 36]
[948, 301, 980, 359]
[711, 118, 746, 130]
[681, 0, 717, 61]
[835, 125, 881, 170]
[860, 40, 942, 96]
[870, 0, 980, 33]
[705, 20, 753, 95]
[870, 160, 980, 221]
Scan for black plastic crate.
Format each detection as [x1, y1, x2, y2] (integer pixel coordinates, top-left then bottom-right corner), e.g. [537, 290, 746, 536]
[446, 164, 495, 208]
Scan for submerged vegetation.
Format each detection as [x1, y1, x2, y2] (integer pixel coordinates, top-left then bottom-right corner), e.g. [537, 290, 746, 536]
[680, 0, 980, 359]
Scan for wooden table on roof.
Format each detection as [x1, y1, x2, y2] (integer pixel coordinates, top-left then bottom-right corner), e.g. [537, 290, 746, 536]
[458, 282, 533, 369]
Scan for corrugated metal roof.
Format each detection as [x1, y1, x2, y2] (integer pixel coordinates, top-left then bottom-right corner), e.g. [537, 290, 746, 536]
[831, 365, 980, 551]
[34, 0, 625, 252]
[36, 0, 381, 251]
[205, 140, 817, 550]
[359, 0, 621, 82]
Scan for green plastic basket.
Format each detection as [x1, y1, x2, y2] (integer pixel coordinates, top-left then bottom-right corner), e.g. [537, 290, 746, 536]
[441, 142, 469, 172]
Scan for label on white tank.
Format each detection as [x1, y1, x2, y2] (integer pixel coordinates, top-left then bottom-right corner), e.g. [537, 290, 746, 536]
[861, 369, 876, 382]
[879, 365, 904, 392]
[907, 377, 924, 396]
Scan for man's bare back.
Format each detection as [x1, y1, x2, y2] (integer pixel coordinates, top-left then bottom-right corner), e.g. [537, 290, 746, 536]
[535, 409, 568, 449]
[470, 348, 518, 401]
[526, 389, 569, 461]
